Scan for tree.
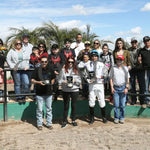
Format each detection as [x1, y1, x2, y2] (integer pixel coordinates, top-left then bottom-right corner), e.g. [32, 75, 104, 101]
[37, 21, 81, 49]
[82, 24, 99, 42]
[5, 27, 43, 49]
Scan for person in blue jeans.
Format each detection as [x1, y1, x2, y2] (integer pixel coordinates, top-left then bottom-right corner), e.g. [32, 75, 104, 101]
[31, 56, 55, 130]
[6, 39, 30, 102]
[109, 55, 130, 124]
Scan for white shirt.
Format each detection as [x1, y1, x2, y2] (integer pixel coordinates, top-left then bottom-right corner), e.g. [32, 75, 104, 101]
[22, 42, 33, 59]
[71, 42, 85, 59]
[109, 65, 130, 86]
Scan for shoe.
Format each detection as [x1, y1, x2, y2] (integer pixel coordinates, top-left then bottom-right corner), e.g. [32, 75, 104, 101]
[119, 119, 124, 124]
[114, 119, 119, 124]
[102, 117, 108, 124]
[89, 117, 94, 125]
[47, 125, 53, 130]
[141, 104, 147, 108]
[37, 126, 42, 130]
[61, 122, 67, 128]
[72, 121, 78, 126]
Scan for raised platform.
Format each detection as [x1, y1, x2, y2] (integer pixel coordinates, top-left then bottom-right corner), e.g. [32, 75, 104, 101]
[0, 98, 150, 121]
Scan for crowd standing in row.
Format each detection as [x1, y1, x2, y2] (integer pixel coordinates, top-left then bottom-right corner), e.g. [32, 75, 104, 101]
[0, 33, 150, 130]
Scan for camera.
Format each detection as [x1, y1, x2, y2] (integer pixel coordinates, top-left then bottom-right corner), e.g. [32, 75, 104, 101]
[42, 80, 50, 85]
[67, 76, 73, 88]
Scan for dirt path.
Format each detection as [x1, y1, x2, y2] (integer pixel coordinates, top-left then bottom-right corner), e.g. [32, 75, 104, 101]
[0, 118, 150, 150]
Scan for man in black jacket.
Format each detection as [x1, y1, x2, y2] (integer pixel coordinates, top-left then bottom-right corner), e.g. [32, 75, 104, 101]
[138, 36, 150, 107]
[31, 56, 55, 130]
[128, 38, 144, 105]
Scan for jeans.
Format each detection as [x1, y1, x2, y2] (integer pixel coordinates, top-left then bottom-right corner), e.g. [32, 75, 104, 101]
[63, 92, 79, 122]
[36, 95, 53, 127]
[130, 69, 145, 104]
[11, 70, 30, 100]
[144, 70, 150, 103]
[113, 85, 126, 120]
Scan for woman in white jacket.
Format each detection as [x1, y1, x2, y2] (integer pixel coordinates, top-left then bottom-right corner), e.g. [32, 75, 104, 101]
[6, 39, 30, 102]
[59, 56, 81, 128]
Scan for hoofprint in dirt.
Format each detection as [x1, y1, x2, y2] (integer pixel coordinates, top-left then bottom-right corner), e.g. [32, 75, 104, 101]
[0, 118, 150, 150]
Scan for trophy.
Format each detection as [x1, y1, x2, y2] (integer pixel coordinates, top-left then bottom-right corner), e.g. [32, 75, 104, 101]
[42, 80, 50, 85]
[67, 76, 73, 88]
[87, 71, 95, 83]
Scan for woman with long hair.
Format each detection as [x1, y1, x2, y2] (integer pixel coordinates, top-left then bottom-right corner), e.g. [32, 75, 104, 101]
[59, 56, 81, 128]
[113, 38, 131, 69]
[38, 42, 48, 61]
[93, 39, 102, 55]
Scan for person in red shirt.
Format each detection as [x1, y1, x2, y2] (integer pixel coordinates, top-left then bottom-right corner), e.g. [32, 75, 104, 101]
[30, 46, 40, 68]
[61, 39, 75, 63]
[38, 43, 48, 61]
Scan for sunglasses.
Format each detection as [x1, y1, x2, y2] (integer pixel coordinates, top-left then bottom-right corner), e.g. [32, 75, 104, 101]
[41, 61, 48, 63]
[68, 61, 74, 64]
[116, 59, 123, 61]
[16, 43, 22, 45]
[39, 46, 44, 48]
[85, 44, 90, 46]
[0, 43, 2, 45]
[94, 42, 99, 45]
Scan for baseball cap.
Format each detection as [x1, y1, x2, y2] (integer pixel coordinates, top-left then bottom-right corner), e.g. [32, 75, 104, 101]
[131, 37, 137, 43]
[84, 41, 91, 45]
[143, 36, 150, 42]
[90, 50, 99, 57]
[22, 33, 29, 38]
[116, 55, 124, 60]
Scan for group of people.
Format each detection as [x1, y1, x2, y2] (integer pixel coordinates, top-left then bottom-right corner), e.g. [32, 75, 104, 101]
[0, 33, 150, 130]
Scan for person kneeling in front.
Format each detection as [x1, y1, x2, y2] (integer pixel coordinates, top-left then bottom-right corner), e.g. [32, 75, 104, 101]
[31, 56, 55, 130]
[109, 55, 130, 124]
[86, 50, 107, 124]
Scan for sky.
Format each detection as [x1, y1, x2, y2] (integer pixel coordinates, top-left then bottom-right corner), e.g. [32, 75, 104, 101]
[0, 0, 150, 46]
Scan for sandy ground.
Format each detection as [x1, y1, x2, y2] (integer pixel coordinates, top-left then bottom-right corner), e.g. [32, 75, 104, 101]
[0, 118, 150, 150]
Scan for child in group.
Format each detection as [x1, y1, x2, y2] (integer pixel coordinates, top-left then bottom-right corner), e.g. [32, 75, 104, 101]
[61, 39, 76, 63]
[109, 55, 130, 124]
[78, 52, 91, 98]
[99, 43, 114, 93]
[49, 44, 65, 101]
[29, 46, 40, 68]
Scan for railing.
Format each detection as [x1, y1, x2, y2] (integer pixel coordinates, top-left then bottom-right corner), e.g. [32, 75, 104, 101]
[2, 68, 35, 122]
[1, 67, 150, 122]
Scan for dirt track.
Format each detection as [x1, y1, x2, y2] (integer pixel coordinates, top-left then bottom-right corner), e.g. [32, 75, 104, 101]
[0, 118, 150, 150]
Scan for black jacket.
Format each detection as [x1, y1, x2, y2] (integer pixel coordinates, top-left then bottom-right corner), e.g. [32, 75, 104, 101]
[138, 47, 150, 69]
[48, 53, 65, 72]
[31, 65, 56, 96]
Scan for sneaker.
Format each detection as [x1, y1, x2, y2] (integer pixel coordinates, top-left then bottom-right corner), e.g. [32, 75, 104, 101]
[37, 126, 42, 130]
[61, 122, 67, 128]
[141, 104, 147, 108]
[102, 117, 108, 124]
[72, 121, 78, 127]
[47, 125, 53, 130]
[119, 119, 124, 124]
[114, 119, 119, 124]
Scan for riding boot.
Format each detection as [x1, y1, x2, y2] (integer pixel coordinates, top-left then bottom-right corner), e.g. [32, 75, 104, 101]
[101, 107, 108, 123]
[89, 107, 94, 125]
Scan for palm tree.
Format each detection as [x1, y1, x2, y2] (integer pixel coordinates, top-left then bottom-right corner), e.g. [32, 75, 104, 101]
[37, 21, 81, 49]
[82, 24, 99, 43]
[5, 27, 43, 49]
